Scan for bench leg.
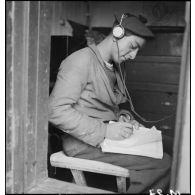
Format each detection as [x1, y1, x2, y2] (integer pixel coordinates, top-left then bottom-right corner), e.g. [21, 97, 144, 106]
[116, 176, 126, 193]
[71, 169, 87, 186]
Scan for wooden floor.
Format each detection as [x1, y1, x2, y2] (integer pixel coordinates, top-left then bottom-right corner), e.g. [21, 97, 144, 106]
[27, 178, 115, 194]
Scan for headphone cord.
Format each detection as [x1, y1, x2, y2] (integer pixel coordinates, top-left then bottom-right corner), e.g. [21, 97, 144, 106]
[115, 39, 175, 124]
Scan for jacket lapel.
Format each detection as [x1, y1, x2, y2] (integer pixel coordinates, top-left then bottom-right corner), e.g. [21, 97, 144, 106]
[88, 44, 118, 105]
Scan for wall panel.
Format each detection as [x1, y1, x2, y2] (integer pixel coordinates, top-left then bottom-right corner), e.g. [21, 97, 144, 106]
[6, 1, 52, 193]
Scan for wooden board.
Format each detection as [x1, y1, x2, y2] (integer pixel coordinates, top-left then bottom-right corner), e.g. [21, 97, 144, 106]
[24, 2, 38, 190]
[127, 82, 179, 93]
[6, 1, 14, 193]
[126, 90, 178, 114]
[125, 61, 181, 85]
[35, 1, 52, 185]
[9, 2, 27, 193]
[27, 178, 114, 194]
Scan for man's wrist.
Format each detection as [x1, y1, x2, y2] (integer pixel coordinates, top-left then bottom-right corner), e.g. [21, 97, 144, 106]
[119, 109, 134, 120]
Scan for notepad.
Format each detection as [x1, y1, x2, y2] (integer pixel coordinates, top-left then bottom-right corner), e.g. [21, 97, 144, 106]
[101, 126, 163, 159]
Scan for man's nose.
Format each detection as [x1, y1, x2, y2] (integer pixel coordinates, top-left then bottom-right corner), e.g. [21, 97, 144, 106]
[129, 48, 139, 59]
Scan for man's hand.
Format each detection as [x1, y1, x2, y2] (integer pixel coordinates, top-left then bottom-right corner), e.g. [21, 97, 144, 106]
[119, 114, 144, 130]
[129, 119, 144, 130]
[105, 122, 134, 140]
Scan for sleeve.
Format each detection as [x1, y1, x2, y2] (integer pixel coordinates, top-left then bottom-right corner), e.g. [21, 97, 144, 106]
[118, 109, 135, 120]
[49, 51, 107, 147]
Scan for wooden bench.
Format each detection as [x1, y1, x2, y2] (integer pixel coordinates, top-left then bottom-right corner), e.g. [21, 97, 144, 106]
[50, 151, 130, 193]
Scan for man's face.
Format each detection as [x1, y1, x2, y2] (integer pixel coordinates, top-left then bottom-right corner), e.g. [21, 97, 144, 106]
[112, 35, 146, 63]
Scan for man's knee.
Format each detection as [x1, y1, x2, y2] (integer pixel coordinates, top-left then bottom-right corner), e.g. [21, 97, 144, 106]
[143, 153, 172, 171]
[160, 153, 172, 171]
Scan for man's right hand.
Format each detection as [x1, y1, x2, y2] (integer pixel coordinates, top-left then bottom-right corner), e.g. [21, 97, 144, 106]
[105, 122, 134, 140]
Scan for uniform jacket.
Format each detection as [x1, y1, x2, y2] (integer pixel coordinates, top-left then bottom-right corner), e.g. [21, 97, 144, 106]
[49, 44, 129, 156]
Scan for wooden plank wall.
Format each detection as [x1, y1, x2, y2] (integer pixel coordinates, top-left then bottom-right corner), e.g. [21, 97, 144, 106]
[89, 1, 185, 27]
[6, 2, 52, 193]
[119, 30, 183, 135]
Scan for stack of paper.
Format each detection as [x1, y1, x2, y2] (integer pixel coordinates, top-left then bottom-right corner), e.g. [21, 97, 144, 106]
[101, 126, 163, 159]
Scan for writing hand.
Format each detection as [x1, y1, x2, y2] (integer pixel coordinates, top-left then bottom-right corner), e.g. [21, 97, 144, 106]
[119, 115, 144, 130]
[106, 122, 133, 140]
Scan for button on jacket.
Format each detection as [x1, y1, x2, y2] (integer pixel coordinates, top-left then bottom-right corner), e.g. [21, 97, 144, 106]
[49, 44, 128, 155]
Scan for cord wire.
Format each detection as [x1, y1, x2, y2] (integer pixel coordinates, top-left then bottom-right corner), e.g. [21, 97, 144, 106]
[115, 39, 175, 123]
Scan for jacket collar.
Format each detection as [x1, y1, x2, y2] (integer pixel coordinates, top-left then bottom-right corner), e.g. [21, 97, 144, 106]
[88, 44, 126, 104]
[88, 44, 105, 69]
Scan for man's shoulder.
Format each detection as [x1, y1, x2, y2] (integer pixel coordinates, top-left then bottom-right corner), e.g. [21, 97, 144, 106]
[67, 47, 93, 60]
[59, 47, 93, 70]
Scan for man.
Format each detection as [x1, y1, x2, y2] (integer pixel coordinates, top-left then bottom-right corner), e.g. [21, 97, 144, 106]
[49, 14, 171, 193]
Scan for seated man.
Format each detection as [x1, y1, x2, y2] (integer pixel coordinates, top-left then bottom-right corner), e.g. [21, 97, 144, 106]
[49, 13, 171, 194]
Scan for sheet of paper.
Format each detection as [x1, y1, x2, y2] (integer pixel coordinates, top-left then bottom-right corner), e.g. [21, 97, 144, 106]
[103, 127, 162, 147]
[101, 126, 163, 159]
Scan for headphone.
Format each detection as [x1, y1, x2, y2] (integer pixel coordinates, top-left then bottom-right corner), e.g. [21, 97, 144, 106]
[112, 13, 135, 39]
[112, 13, 149, 39]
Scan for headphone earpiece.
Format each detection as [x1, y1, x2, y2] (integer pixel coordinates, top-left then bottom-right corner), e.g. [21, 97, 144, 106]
[112, 24, 125, 39]
[112, 13, 127, 39]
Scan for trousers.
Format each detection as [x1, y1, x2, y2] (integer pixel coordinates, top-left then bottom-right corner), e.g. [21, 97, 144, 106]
[63, 134, 172, 194]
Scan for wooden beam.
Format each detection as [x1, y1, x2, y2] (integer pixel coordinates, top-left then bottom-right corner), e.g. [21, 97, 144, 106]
[134, 56, 181, 63]
[126, 82, 178, 93]
[6, 2, 28, 193]
[170, 2, 191, 191]
[23, 1, 37, 190]
[34, 1, 52, 185]
[27, 178, 115, 194]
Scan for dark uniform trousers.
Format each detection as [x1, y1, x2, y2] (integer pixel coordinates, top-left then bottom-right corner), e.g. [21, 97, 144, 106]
[62, 134, 172, 194]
